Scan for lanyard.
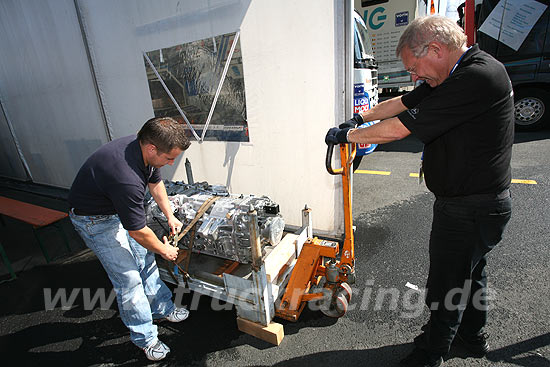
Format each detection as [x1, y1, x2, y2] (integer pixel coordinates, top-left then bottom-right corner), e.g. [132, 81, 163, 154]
[449, 46, 472, 76]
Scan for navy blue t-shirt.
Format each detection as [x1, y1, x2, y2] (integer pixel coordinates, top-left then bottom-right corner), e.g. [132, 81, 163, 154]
[68, 135, 161, 230]
[397, 45, 514, 197]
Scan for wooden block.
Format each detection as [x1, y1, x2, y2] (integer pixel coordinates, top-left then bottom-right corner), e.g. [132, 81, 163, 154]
[213, 260, 240, 277]
[264, 233, 298, 283]
[237, 317, 284, 345]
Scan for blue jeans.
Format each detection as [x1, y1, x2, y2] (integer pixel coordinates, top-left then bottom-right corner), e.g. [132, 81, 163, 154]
[69, 211, 175, 348]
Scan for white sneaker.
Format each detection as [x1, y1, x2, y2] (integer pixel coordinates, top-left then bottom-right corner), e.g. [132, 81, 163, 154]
[143, 338, 170, 361]
[165, 307, 190, 322]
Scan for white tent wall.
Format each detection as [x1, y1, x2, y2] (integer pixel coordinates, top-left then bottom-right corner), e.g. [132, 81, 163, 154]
[0, 105, 27, 181]
[0, 0, 349, 234]
[77, 0, 348, 234]
[0, 0, 109, 187]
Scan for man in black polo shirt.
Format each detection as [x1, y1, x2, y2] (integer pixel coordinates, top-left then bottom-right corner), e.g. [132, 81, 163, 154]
[69, 117, 191, 361]
[326, 16, 513, 367]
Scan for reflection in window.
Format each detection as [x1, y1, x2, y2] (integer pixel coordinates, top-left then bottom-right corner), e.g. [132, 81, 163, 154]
[144, 32, 248, 142]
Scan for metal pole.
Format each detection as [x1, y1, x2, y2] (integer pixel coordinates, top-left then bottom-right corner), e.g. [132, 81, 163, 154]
[344, 0, 354, 121]
[200, 31, 241, 141]
[142, 51, 201, 141]
[185, 158, 194, 184]
[73, 0, 113, 141]
[0, 98, 33, 181]
[248, 205, 262, 272]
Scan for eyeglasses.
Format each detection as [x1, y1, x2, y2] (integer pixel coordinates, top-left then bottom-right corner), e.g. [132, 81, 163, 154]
[405, 45, 429, 76]
[406, 60, 419, 76]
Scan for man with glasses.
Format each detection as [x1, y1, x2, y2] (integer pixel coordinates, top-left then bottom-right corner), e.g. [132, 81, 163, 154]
[326, 16, 513, 367]
[69, 117, 191, 361]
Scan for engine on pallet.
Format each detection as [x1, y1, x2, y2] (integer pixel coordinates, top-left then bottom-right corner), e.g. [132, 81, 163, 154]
[146, 181, 285, 264]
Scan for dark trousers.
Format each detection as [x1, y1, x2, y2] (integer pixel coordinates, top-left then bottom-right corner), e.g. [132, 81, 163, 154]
[423, 193, 512, 356]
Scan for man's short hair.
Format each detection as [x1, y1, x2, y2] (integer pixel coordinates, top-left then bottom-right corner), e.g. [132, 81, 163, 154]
[137, 117, 191, 153]
[396, 15, 467, 58]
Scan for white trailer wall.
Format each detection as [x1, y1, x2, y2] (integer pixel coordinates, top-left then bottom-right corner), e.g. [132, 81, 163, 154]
[0, 0, 348, 234]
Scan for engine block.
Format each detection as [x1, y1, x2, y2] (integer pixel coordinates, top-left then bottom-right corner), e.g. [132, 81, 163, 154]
[146, 182, 284, 264]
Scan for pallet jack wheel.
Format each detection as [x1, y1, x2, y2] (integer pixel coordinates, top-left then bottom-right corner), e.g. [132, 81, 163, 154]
[320, 292, 349, 318]
[338, 282, 352, 303]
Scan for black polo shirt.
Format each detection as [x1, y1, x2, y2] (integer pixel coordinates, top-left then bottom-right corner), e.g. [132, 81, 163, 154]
[397, 45, 514, 197]
[68, 135, 161, 230]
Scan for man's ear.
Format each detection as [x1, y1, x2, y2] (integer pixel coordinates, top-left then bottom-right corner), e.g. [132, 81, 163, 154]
[428, 41, 444, 58]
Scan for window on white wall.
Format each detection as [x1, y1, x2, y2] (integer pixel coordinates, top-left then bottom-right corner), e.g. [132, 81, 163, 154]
[144, 31, 248, 142]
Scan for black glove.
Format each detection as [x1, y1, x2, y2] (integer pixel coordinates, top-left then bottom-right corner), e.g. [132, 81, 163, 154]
[339, 114, 364, 129]
[325, 127, 351, 145]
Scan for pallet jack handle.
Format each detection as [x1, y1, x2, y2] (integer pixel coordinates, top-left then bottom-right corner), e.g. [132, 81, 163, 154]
[325, 142, 355, 269]
[325, 143, 356, 176]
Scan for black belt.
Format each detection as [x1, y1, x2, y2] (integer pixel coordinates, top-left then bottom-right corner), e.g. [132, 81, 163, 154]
[436, 188, 510, 203]
[72, 208, 104, 216]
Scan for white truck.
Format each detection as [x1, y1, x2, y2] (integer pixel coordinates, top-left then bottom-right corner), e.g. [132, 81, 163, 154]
[353, 10, 380, 157]
[354, 0, 417, 90]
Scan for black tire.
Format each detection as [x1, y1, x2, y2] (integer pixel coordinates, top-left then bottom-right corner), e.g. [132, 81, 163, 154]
[514, 87, 550, 131]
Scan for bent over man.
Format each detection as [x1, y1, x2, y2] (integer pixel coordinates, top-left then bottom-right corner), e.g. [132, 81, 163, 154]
[326, 16, 513, 367]
[69, 117, 191, 361]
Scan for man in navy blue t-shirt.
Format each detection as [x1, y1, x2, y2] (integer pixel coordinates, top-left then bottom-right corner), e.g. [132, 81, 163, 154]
[69, 117, 191, 361]
[326, 16, 513, 367]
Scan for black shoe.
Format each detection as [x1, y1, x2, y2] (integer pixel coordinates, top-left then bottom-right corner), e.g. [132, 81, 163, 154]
[455, 332, 489, 357]
[400, 347, 443, 367]
[413, 332, 428, 350]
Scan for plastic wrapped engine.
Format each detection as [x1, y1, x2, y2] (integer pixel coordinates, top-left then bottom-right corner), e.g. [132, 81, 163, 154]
[146, 181, 285, 264]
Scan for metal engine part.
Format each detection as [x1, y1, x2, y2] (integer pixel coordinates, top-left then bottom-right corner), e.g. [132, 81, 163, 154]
[146, 181, 285, 264]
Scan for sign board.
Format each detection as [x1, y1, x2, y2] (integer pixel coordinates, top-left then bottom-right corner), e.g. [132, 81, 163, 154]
[355, 0, 417, 88]
[479, 0, 548, 51]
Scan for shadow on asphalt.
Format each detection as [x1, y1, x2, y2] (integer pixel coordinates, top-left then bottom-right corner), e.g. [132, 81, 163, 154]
[486, 332, 550, 367]
[0, 257, 113, 317]
[0, 313, 137, 366]
[514, 129, 550, 144]
[269, 344, 413, 366]
[0, 252, 344, 366]
[265, 333, 550, 367]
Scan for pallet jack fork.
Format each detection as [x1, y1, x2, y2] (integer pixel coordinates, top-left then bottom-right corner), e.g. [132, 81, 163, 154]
[275, 142, 356, 321]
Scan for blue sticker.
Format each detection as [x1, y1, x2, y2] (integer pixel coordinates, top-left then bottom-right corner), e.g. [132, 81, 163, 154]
[353, 83, 378, 156]
[395, 11, 409, 27]
[356, 120, 378, 156]
[354, 84, 365, 96]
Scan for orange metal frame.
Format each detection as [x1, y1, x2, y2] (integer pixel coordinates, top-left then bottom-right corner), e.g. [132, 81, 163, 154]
[275, 143, 355, 321]
[338, 143, 355, 270]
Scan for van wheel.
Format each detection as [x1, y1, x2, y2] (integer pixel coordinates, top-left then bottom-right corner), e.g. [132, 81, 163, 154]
[514, 88, 550, 131]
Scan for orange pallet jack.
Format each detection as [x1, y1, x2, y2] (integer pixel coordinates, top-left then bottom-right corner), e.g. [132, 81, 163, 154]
[275, 142, 356, 321]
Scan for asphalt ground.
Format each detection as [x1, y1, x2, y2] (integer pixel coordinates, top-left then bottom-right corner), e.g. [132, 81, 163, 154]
[0, 129, 549, 366]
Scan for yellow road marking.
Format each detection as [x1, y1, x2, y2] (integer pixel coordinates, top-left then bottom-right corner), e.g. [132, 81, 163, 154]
[511, 179, 537, 185]
[355, 169, 391, 176]
[361, 170, 537, 185]
[408, 174, 537, 184]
